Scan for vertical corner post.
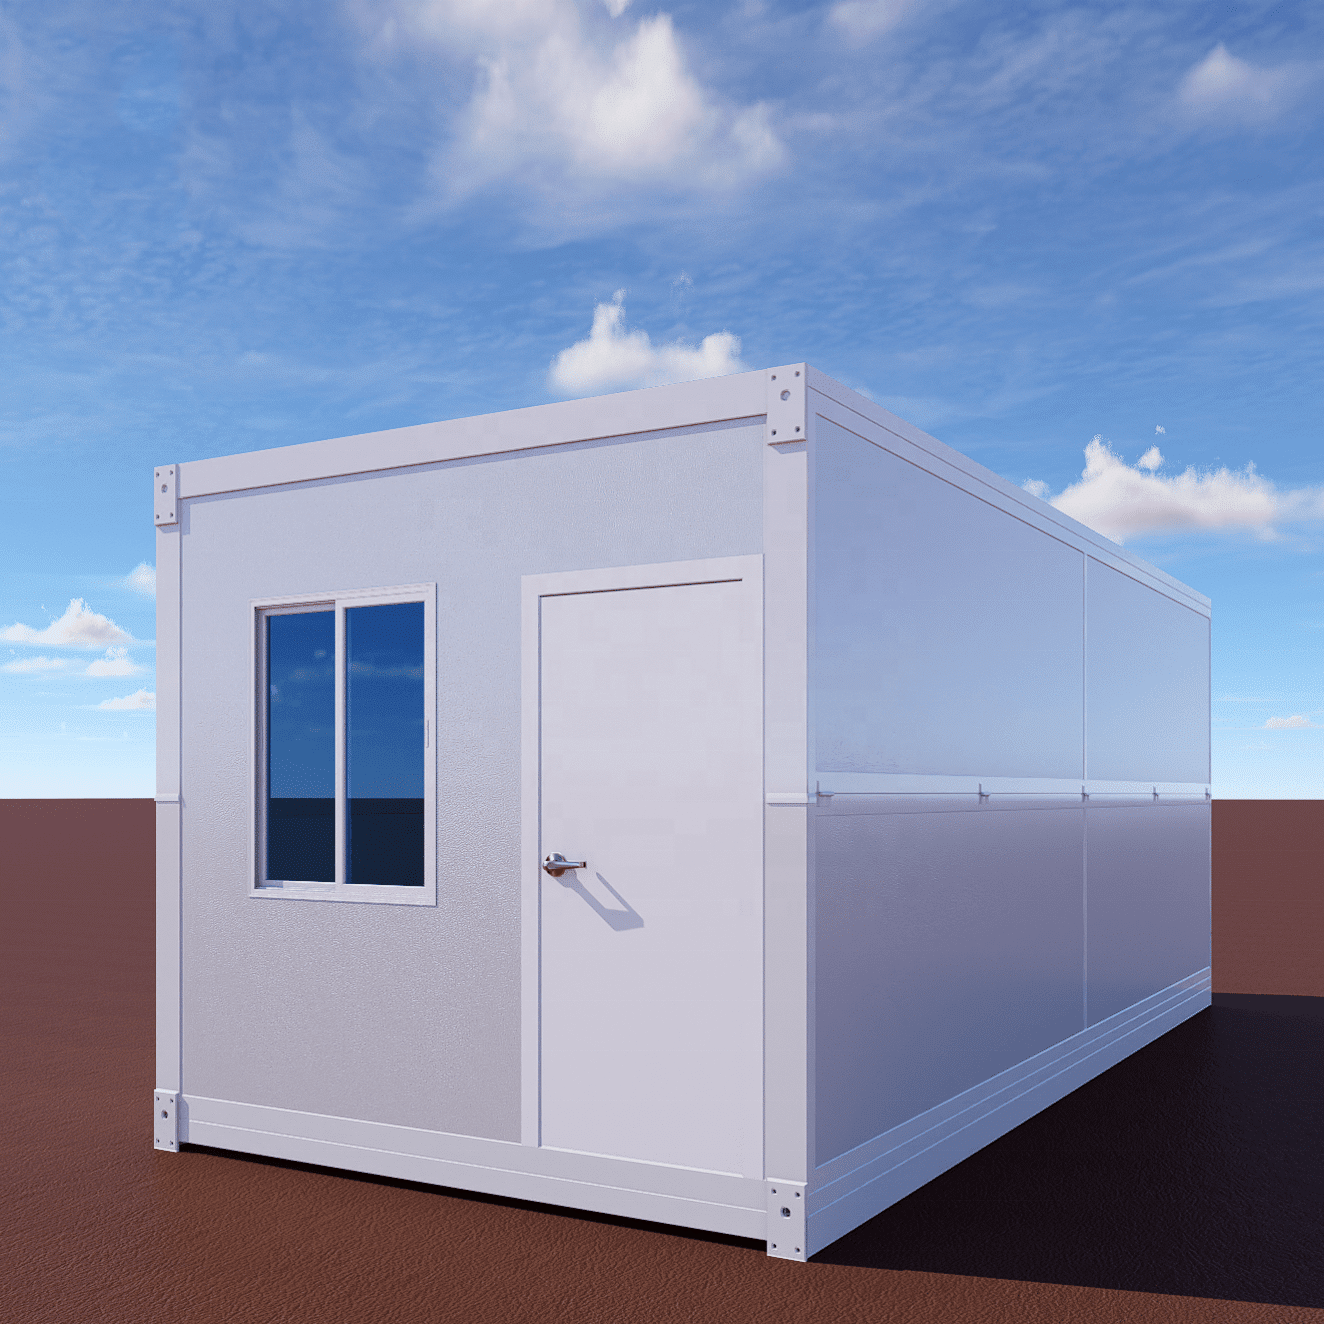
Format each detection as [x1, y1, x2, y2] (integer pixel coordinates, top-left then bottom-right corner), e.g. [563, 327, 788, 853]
[155, 467, 183, 1111]
[762, 367, 812, 1227]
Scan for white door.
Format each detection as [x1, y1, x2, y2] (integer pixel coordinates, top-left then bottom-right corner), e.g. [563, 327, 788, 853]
[533, 558, 763, 1177]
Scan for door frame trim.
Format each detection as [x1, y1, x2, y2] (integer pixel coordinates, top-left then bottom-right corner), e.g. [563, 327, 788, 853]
[519, 555, 765, 1149]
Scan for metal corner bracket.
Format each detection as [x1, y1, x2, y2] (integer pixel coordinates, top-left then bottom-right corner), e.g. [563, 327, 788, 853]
[764, 365, 807, 445]
[154, 1090, 182, 1151]
[765, 1181, 807, 1260]
[154, 465, 179, 527]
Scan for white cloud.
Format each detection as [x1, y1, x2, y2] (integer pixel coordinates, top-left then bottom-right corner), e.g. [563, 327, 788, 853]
[1178, 44, 1313, 125]
[1022, 478, 1050, 499]
[125, 562, 156, 596]
[97, 688, 156, 711]
[1025, 437, 1324, 543]
[359, 1, 782, 199]
[1155, 425, 1166, 435]
[1, 598, 135, 649]
[1, 655, 67, 673]
[829, 0, 916, 43]
[1264, 715, 1317, 730]
[85, 646, 144, 678]
[548, 290, 745, 395]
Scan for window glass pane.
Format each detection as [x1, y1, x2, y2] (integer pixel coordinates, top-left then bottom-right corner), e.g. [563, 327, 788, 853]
[346, 601, 425, 886]
[266, 610, 335, 882]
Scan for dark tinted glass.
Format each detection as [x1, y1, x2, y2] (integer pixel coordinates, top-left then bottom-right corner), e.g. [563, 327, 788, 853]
[346, 601, 425, 886]
[266, 610, 335, 882]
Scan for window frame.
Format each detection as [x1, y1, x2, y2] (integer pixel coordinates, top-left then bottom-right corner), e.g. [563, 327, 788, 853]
[249, 582, 437, 906]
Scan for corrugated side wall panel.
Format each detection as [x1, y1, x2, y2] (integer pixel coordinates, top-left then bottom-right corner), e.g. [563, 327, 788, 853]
[179, 420, 763, 1141]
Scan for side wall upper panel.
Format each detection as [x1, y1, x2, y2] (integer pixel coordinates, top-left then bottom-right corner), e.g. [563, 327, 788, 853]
[813, 418, 1084, 780]
[178, 421, 763, 1140]
[1086, 559, 1211, 784]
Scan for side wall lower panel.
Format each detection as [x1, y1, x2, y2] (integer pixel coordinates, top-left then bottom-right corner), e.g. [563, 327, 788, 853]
[813, 799, 1212, 1169]
[814, 800, 1086, 1165]
[1086, 801, 1211, 1025]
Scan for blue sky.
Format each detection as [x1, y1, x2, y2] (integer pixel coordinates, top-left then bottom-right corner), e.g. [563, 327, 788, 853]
[1, 0, 1321, 796]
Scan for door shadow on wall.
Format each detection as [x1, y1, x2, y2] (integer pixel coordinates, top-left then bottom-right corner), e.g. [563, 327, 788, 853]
[818, 994, 1324, 1308]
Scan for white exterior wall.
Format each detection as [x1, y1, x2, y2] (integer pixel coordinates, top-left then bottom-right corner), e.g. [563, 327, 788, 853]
[155, 364, 1212, 1260]
[804, 373, 1211, 1252]
[175, 419, 764, 1140]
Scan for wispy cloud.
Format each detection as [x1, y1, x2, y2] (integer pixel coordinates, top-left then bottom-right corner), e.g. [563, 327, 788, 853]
[1023, 438, 1324, 543]
[97, 688, 155, 711]
[125, 562, 156, 597]
[1, 598, 135, 649]
[85, 646, 144, 678]
[828, 0, 918, 43]
[548, 291, 745, 395]
[1178, 43, 1317, 126]
[1, 655, 67, 674]
[1263, 714, 1318, 729]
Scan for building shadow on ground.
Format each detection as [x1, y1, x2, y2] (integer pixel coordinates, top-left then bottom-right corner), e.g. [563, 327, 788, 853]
[818, 994, 1324, 1308]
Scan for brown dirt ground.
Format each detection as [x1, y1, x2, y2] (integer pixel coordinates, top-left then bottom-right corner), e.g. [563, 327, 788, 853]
[2, 799, 1320, 1324]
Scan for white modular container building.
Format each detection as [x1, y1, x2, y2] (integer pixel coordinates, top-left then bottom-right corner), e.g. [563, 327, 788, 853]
[153, 365, 1212, 1261]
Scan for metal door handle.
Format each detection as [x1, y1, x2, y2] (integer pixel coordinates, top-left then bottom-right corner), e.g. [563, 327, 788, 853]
[543, 853, 587, 877]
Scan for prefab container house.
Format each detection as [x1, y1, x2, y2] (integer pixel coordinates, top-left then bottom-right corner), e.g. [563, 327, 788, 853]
[153, 365, 1212, 1261]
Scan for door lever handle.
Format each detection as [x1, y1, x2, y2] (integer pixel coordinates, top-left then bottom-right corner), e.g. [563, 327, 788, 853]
[543, 853, 587, 878]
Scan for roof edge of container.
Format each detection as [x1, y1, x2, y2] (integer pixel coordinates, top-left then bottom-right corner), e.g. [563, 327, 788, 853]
[163, 360, 1209, 614]
[174, 369, 776, 502]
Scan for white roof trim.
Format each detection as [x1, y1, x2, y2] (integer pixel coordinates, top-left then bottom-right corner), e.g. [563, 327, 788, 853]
[178, 370, 770, 501]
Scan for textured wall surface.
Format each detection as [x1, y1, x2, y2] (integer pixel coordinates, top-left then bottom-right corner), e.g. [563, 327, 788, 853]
[2, 798, 1321, 1323]
[176, 420, 763, 1139]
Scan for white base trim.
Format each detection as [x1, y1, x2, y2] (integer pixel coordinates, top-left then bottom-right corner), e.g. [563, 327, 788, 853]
[175, 973, 1209, 1258]
[804, 969, 1211, 1257]
[182, 1096, 766, 1240]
